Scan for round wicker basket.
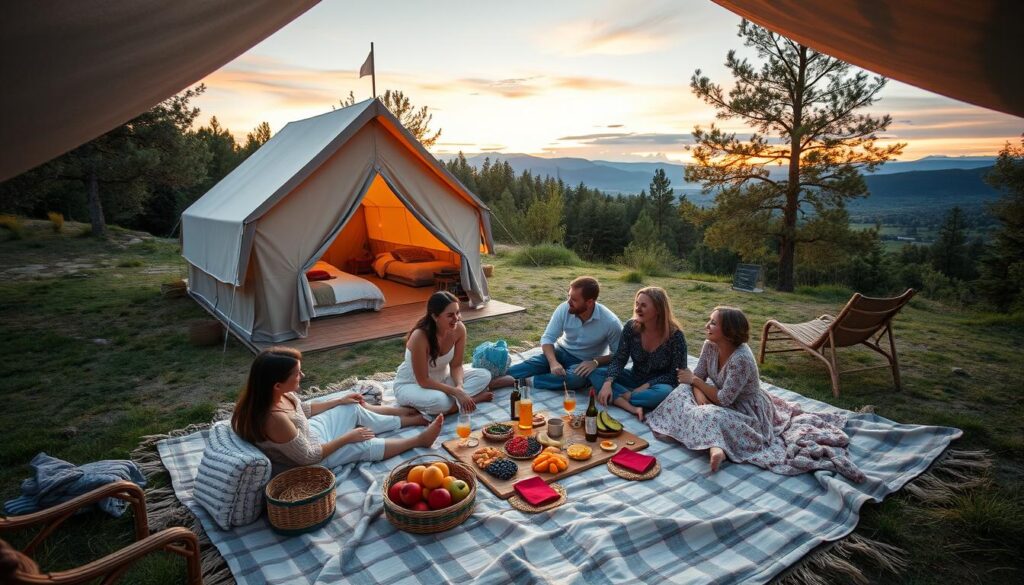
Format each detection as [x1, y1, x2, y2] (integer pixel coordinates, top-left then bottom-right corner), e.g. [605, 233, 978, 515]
[265, 465, 336, 535]
[382, 454, 476, 534]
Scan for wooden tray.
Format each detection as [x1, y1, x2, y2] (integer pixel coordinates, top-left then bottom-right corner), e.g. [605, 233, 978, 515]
[443, 419, 649, 499]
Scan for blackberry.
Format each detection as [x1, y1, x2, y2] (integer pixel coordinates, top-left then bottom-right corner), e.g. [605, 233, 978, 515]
[525, 437, 541, 455]
[485, 458, 518, 480]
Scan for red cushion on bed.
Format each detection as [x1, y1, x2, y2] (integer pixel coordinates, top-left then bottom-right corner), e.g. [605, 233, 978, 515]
[305, 269, 331, 281]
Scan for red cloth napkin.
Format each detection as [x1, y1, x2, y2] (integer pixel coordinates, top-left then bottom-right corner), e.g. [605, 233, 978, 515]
[513, 476, 560, 506]
[305, 269, 331, 281]
[610, 448, 656, 474]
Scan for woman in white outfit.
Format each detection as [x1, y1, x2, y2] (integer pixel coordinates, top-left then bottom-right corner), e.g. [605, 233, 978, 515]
[231, 347, 442, 475]
[394, 291, 494, 415]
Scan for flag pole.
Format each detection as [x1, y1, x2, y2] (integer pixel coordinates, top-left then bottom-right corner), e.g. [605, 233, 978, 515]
[370, 42, 376, 100]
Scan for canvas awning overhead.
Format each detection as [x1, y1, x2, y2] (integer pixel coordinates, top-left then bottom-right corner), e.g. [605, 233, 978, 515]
[713, 0, 1024, 119]
[0, 0, 319, 181]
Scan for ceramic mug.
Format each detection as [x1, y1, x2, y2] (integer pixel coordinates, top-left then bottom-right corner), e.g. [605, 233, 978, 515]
[547, 418, 564, 438]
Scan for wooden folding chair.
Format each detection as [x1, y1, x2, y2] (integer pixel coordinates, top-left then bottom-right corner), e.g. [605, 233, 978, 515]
[0, 481, 202, 584]
[757, 289, 916, 397]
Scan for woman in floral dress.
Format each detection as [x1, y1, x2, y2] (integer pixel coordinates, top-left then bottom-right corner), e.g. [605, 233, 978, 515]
[646, 307, 864, 481]
[596, 286, 687, 421]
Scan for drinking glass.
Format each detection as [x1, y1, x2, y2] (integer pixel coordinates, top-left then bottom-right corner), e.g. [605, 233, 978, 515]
[563, 387, 576, 422]
[456, 412, 476, 447]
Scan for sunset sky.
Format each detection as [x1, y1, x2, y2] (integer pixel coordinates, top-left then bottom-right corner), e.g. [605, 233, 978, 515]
[192, 0, 1022, 163]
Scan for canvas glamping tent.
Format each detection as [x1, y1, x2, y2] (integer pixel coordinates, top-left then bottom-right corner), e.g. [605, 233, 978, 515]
[182, 98, 496, 346]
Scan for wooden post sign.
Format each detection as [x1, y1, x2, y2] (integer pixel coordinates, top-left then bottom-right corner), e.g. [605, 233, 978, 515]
[732, 263, 763, 293]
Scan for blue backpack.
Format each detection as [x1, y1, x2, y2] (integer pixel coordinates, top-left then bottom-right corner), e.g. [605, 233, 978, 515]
[472, 340, 511, 377]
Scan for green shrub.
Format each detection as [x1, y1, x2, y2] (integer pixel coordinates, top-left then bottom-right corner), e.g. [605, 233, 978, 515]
[619, 242, 676, 276]
[0, 214, 24, 239]
[47, 211, 64, 233]
[507, 244, 581, 267]
[620, 271, 644, 283]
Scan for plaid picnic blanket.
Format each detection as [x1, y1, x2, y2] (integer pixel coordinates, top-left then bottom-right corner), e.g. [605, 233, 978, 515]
[157, 349, 961, 584]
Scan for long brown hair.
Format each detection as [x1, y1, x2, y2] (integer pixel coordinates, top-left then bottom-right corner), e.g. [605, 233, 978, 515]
[231, 346, 301, 443]
[407, 291, 459, 366]
[713, 306, 750, 346]
[633, 286, 680, 335]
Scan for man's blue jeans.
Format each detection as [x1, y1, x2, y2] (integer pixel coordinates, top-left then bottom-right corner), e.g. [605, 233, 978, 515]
[507, 346, 606, 390]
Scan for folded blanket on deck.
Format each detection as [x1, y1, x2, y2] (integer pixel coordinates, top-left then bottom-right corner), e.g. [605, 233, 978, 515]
[4, 452, 146, 517]
[156, 349, 962, 585]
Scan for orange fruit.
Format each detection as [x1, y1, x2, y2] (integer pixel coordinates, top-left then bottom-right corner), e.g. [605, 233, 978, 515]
[422, 465, 445, 489]
[442, 475, 457, 492]
[431, 462, 450, 476]
[407, 465, 427, 486]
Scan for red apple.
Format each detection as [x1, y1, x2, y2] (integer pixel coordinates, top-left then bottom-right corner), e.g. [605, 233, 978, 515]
[388, 481, 407, 504]
[448, 479, 471, 504]
[427, 488, 452, 510]
[400, 481, 423, 506]
[412, 501, 430, 511]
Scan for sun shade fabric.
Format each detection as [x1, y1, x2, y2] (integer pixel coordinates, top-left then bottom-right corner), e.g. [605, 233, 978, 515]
[182, 100, 492, 343]
[713, 0, 1024, 119]
[0, 0, 319, 182]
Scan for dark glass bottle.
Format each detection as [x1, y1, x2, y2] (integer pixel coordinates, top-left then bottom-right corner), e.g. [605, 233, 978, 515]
[510, 379, 522, 421]
[584, 388, 598, 442]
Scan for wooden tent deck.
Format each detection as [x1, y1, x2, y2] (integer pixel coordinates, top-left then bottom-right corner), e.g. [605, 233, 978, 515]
[250, 298, 525, 354]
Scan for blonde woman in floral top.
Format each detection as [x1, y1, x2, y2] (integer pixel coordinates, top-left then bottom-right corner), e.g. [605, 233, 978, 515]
[596, 287, 687, 421]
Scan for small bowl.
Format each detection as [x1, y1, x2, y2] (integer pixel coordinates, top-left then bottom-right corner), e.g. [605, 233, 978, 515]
[547, 418, 564, 438]
[482, 424, 514, 442]
[566, 443, 592, 461]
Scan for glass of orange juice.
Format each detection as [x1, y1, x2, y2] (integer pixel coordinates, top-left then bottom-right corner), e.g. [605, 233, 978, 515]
[456, 411, 474, 447]
[563, 386, 576, 422]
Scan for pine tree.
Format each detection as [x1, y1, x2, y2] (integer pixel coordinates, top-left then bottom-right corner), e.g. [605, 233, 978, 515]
[686, 20, 904, 291]
[931, 207, 971, 280]
[978, 137, 1024, 310]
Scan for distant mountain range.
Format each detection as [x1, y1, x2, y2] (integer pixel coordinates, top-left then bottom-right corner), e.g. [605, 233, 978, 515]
[447, 153, 1001, 212]
[451, 152, 997, 194]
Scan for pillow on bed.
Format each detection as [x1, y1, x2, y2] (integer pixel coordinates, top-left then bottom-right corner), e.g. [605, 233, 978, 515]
[391, 247, 436, 263]
[373, 255, 393, 278]
[305, 269, 332, 281]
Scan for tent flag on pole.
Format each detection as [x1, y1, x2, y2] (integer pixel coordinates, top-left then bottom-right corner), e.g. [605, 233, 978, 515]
[360, 42, 376, 98]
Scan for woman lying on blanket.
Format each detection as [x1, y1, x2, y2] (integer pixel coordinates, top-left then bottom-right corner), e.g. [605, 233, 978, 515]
[232, 347, 442, 474]
[646, 307, 865, 482]
[394, 291, 496, 416]
[596, 286, 687, 421]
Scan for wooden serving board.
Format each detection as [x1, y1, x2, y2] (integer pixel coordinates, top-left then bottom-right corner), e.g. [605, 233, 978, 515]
[442, 418, 649, 500]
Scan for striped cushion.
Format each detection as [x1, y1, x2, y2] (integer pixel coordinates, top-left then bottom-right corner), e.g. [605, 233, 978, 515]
[193, 422, 271, 530]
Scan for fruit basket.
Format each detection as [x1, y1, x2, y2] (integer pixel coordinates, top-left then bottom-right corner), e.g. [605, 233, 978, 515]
[382, 454, 476, 534]
[265, 465, 336, 535]
[503, 436, 543, 460]
[481, 423, 514, 442]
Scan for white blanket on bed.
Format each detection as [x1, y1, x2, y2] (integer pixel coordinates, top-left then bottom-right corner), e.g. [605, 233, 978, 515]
[310, 261, 384, 308]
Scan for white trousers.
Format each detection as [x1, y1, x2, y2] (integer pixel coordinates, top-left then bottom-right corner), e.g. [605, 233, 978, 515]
[394, 367, 492, 415]
[307, 403, 401, 467]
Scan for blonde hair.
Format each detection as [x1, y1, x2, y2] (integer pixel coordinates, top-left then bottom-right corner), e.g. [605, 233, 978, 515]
[633, 286, 680, 335]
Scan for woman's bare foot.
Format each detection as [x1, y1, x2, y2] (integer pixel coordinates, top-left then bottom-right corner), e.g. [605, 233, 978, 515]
[472, 391, 494, 404]
[709, 447, 726, 473]
[489, 375, 514, 389]
[634, 407, 644, 423]
[417, 415, 444, 447]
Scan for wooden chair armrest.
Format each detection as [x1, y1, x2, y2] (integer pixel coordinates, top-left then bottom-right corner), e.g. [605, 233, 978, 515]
[39, 526, 201, 585]
[0, 481, 147, 555]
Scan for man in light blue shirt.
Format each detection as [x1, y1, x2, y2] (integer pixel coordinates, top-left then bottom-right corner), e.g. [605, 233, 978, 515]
[493, 276, 622, 390]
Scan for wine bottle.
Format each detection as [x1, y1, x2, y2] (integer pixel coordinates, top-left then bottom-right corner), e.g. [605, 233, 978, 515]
[510, 379, 522, 420]
[584, 388, 598, 442]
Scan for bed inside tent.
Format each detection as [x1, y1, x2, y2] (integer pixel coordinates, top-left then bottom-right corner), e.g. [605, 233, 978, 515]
[310, 174, 464, 317]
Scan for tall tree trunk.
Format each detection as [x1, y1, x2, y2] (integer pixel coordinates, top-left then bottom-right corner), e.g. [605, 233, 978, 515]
[777, 45, 809, 293]
[86, 164, 106, 237]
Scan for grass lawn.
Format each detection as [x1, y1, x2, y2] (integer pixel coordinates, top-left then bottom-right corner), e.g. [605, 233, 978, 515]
[1, 220, 1022, 583]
